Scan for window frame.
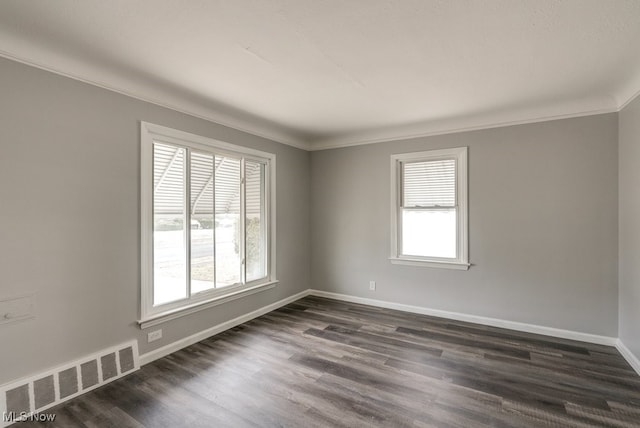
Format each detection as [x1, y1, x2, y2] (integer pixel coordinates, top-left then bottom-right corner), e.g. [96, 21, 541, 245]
[390, 147, 469, 270]
[139, 122, 277, 328]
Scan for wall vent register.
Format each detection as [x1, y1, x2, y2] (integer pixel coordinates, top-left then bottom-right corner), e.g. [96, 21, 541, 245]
[0, 341, 139, 427]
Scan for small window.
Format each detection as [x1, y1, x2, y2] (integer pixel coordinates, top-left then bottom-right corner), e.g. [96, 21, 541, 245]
[390, 147, 469, 269]
[140, 122, 276, 326]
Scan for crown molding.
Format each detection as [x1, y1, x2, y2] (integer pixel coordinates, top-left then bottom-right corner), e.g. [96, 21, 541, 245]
[2, 50, 638, 153]
[617, 73, 640, 111]
[0, 50, 312, 151]
[309, 103, 619, 151]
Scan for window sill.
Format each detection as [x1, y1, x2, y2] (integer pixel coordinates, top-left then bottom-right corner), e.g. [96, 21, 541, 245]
[389, 257, 470, 270]
[138, 280, 278, 329]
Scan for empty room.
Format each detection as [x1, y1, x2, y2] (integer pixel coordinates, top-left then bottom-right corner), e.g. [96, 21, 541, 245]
[1, 1, 640, 427]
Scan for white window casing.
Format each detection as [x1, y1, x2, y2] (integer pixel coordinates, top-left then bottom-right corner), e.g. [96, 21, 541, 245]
[140, 122, 277, 328]
[390, 147, 469, 270]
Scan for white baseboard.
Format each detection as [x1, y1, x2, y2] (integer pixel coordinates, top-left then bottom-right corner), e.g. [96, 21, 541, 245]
[308, 289, 618, 347]
[4, 287, 636, 428]
[139, 287, 640, 378]
[139, 289, 311, 366]
[615, 339, 640, 376]
[128, 289, 640, 380]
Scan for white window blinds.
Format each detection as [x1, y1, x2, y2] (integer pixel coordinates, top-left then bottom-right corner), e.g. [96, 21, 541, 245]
[402, 159, 456, 208]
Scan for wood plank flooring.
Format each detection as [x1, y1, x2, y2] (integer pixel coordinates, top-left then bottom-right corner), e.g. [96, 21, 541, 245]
[16, 296, 640, 427]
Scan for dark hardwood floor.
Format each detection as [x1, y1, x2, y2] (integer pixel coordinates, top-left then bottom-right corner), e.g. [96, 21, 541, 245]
[18, 296, 640, 427]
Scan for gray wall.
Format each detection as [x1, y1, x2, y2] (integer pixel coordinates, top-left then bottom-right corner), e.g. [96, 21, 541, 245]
[0, 53, 628, 385]
[311, 114, 619, 336]
[0, 57, 310, 384]
[619, 95, 640, 361]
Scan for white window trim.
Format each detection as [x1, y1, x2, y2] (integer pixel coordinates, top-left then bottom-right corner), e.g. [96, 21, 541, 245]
[390, 147, 469, 270]
[139, 122, 277, 328]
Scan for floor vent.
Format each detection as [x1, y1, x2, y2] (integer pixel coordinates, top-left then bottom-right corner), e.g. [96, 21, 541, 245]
[0, 341, 138, 427]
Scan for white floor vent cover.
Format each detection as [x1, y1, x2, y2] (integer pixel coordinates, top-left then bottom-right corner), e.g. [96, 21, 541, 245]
[0, 341, 138, 427]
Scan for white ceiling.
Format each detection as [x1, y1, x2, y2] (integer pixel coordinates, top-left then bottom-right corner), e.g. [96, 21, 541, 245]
[1, 0, 639, 150]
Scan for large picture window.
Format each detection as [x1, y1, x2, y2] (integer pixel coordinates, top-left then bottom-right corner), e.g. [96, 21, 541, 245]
[390, 147, 469, 270]
[140, 122, 276, 326]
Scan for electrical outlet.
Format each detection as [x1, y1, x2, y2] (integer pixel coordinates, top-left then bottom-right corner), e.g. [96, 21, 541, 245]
[0, 293, 36, 325]
[147, 329, 162, 343]
[369, 281, 376, 291]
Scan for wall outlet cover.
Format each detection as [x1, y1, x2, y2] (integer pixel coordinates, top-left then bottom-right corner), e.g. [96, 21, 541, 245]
[147, 330, 162, 343]
[0, 293, 36, 325]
